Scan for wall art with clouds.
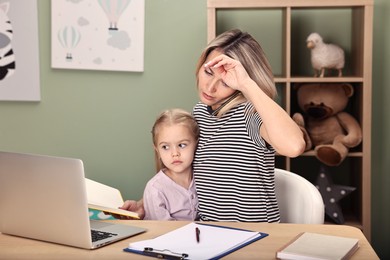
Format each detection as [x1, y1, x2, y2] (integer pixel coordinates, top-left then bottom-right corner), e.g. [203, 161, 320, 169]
[51, 0, 145, 72]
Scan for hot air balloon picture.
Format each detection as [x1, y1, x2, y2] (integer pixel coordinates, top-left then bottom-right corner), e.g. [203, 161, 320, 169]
[51, 0, 144, 72]
[57, 26, 81, 61]
[97, 0, 131, 31]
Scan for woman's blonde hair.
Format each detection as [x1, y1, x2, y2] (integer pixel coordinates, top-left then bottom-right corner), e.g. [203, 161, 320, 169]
[195, 29, 277, 117]
[151, 108, 199, 172]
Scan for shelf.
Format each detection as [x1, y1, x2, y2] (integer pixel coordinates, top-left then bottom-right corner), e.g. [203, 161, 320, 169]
[277, 151, 363, 157]
[325, 217, 363, 231]
[274, 77, 364, 83]
[208, 0, 373, 8]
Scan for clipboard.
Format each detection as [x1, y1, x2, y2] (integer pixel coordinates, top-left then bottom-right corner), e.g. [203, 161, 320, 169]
[123, 222, 268, 259]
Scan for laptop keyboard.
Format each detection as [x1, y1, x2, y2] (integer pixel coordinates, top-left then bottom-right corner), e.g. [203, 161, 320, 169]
[91, 229, 118, 242]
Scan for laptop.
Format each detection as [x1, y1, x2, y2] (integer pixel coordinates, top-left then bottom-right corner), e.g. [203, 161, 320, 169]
[0, 151, 146, 249]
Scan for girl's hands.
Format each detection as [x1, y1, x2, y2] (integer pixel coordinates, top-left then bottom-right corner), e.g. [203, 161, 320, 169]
[120, 200, 145, 219]
[106, 199, 145, 220]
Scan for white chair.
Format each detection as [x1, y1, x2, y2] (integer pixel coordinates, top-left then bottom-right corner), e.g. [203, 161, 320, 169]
[274, 168, 325, 224]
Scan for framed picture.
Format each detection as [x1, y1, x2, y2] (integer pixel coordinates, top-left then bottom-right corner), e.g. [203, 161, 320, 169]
[51, 0, 145, 72]
[0, 0, 40, 101]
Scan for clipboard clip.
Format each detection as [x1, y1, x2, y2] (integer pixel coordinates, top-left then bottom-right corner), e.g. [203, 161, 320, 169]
[143, 247, 189, 260]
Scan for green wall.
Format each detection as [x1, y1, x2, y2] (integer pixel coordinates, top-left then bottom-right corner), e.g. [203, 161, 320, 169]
[0, 0, 388, 258]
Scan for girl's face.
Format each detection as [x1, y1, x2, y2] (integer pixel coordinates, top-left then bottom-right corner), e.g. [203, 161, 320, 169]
[197, 49, 236, 110]
[155, 124, 197, 175]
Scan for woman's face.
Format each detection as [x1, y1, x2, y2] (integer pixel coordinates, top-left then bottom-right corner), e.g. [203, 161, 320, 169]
[197, 50, 236, 110]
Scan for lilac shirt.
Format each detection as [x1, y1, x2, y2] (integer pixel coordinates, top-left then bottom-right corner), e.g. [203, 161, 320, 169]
[143, 170, 198, 220]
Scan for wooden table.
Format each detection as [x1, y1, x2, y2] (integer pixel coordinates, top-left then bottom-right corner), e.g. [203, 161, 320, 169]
[0, 220, 379, 259]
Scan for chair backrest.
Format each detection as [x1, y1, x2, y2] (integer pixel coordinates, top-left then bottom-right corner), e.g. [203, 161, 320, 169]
[274, 168, 325, 224]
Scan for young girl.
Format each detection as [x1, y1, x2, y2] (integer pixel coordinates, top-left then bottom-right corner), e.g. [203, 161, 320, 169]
[142, 108, 199, 220]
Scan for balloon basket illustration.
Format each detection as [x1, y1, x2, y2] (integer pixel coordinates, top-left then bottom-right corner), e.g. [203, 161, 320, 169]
[97, 0, 131, 31]
[57, 26, 81, 61]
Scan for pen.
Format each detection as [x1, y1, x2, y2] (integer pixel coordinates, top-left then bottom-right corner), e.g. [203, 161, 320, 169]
[143, 247, 188, 260]
[195, 227, 200, 243]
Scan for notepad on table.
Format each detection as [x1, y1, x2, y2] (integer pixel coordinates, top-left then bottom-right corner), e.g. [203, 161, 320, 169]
[85, 178, 139, 219]
[124, 222, 268, 259]
[276, 232, 359, 260]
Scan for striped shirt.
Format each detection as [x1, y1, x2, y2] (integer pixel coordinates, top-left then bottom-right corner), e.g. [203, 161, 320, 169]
[192, 102, 280, 222]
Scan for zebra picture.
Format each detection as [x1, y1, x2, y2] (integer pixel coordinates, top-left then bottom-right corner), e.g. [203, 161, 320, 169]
[0, 2, 15, 80]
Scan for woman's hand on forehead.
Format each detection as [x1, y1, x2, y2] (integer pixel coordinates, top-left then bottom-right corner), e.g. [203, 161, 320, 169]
[205, 54, 250, 92]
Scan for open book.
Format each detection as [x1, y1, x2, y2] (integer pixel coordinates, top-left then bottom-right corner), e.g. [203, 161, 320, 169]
[124, 222, 268, 259]
[276, 232, 359, 260]
[85, 178, 139, 219]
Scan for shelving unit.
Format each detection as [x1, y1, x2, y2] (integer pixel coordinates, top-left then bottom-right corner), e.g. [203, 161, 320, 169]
[207, 0, 373, 240]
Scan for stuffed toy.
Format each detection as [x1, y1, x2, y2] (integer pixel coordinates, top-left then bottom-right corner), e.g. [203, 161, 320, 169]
[292, 83, 362, 166]
[306, 32, 345, 77]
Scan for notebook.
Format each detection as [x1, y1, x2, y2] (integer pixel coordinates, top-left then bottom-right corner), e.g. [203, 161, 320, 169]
[85, 178, 139, 219]
[0, 151, 146, 249]
[276, 232, 359, 260]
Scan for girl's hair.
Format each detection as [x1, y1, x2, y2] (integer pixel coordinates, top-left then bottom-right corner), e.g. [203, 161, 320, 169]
[151, 108, 199, 172]
[195, 29, 277, 117]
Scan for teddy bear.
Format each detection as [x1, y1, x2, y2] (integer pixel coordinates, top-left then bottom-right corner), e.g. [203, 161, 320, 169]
[292, 83, 362, 166]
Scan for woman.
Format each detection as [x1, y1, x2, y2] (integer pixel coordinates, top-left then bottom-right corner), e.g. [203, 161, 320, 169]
[191, 29, 305, 222]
